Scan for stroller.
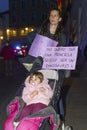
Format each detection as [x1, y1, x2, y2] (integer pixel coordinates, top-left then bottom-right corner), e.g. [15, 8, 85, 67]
[4, 56, 72, 130]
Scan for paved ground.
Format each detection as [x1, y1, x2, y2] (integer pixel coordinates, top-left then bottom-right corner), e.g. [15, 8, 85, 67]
[64, 56, 87, 130]
[0, 55, 87, 130]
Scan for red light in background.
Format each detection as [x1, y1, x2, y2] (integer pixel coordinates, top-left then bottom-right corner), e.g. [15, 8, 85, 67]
[14, 49, 17, 53]
[22, 49, 26, 53]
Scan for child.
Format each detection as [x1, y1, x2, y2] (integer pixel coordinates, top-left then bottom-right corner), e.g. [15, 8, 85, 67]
[17, 72, 53, 121]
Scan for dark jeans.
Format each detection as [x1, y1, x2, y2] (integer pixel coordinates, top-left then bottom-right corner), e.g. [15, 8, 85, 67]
[59, 98, 64, 117]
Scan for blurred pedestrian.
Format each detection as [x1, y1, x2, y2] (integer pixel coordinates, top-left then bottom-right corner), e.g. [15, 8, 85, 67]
[1, 40, 14, 76]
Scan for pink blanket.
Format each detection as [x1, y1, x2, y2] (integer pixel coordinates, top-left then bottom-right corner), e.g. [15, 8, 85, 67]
[4, 99, 56, 130]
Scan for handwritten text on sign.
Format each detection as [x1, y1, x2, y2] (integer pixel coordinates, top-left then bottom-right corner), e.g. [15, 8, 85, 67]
[43, 46, 78, 70]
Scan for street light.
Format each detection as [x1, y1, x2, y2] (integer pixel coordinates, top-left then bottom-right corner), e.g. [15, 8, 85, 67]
[0, 36, 4, 49]
[6, 29, 10, 40]
[0, 36, 3, 40]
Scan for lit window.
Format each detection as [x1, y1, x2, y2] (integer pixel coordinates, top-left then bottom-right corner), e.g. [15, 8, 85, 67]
[20, 29, 25, 36]
[0, 31, 3, 35]
[12, 30, 16, 36]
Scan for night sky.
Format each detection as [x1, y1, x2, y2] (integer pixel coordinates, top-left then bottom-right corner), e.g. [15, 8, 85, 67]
[0, 0, 9, 12]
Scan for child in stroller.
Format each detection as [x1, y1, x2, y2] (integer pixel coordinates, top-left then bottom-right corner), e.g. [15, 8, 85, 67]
[4, 56, 72, 130]
[13, 71, 53, 126]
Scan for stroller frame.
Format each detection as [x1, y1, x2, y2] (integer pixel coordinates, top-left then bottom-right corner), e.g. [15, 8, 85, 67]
[20, 56, 72, 130]
[4, 56, 72, 130]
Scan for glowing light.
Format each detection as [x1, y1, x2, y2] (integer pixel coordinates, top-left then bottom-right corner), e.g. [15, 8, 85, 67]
[6, 29, 10, 33]
[16, 46, 21, 50]
[31, 28, 34, 32]
[12, 30, 17, 36]
[13, 49, 17, 53]
[0, 36, 3, 40]
[22, 49, 26, 53]
[25, 27, 28, 31]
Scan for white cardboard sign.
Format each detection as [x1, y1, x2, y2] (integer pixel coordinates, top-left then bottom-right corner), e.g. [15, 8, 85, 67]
[43, 46, 78, 70]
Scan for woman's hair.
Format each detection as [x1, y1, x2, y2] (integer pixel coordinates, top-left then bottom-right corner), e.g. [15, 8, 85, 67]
[49, 8, 63, 18]
[39, 8, 64, 42]
[29, 72, 44, 83]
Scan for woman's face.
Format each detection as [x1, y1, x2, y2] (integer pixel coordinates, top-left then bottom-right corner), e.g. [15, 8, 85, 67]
[49, 10, 62, 26]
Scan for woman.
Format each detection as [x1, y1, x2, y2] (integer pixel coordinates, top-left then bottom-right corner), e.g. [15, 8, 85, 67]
[39, 8, 66, 46]
[19, 8, 66, 64]
[36, 8, 66, 120]
[19, 8, 66, 120]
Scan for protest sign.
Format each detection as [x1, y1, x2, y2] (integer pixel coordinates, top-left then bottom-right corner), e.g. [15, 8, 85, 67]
[29, 34, 58, 57]
[43, 46, 78, 70]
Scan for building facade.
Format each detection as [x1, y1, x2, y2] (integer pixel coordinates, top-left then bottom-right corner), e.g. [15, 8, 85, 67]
[0, 11, 9, 47]
[9, 0, 58, 28]
[1, 0, 70, 45]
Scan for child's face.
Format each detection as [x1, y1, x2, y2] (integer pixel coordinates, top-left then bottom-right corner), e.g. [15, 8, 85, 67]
[29, 75, 41, 86]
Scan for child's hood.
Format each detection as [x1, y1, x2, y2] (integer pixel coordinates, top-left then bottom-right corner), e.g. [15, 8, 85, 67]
[25, 75, 49, 86]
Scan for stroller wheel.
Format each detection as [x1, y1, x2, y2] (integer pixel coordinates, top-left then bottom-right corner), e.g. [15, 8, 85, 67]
[64, 126, 72, 130]
[58, 122, 64, 130]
